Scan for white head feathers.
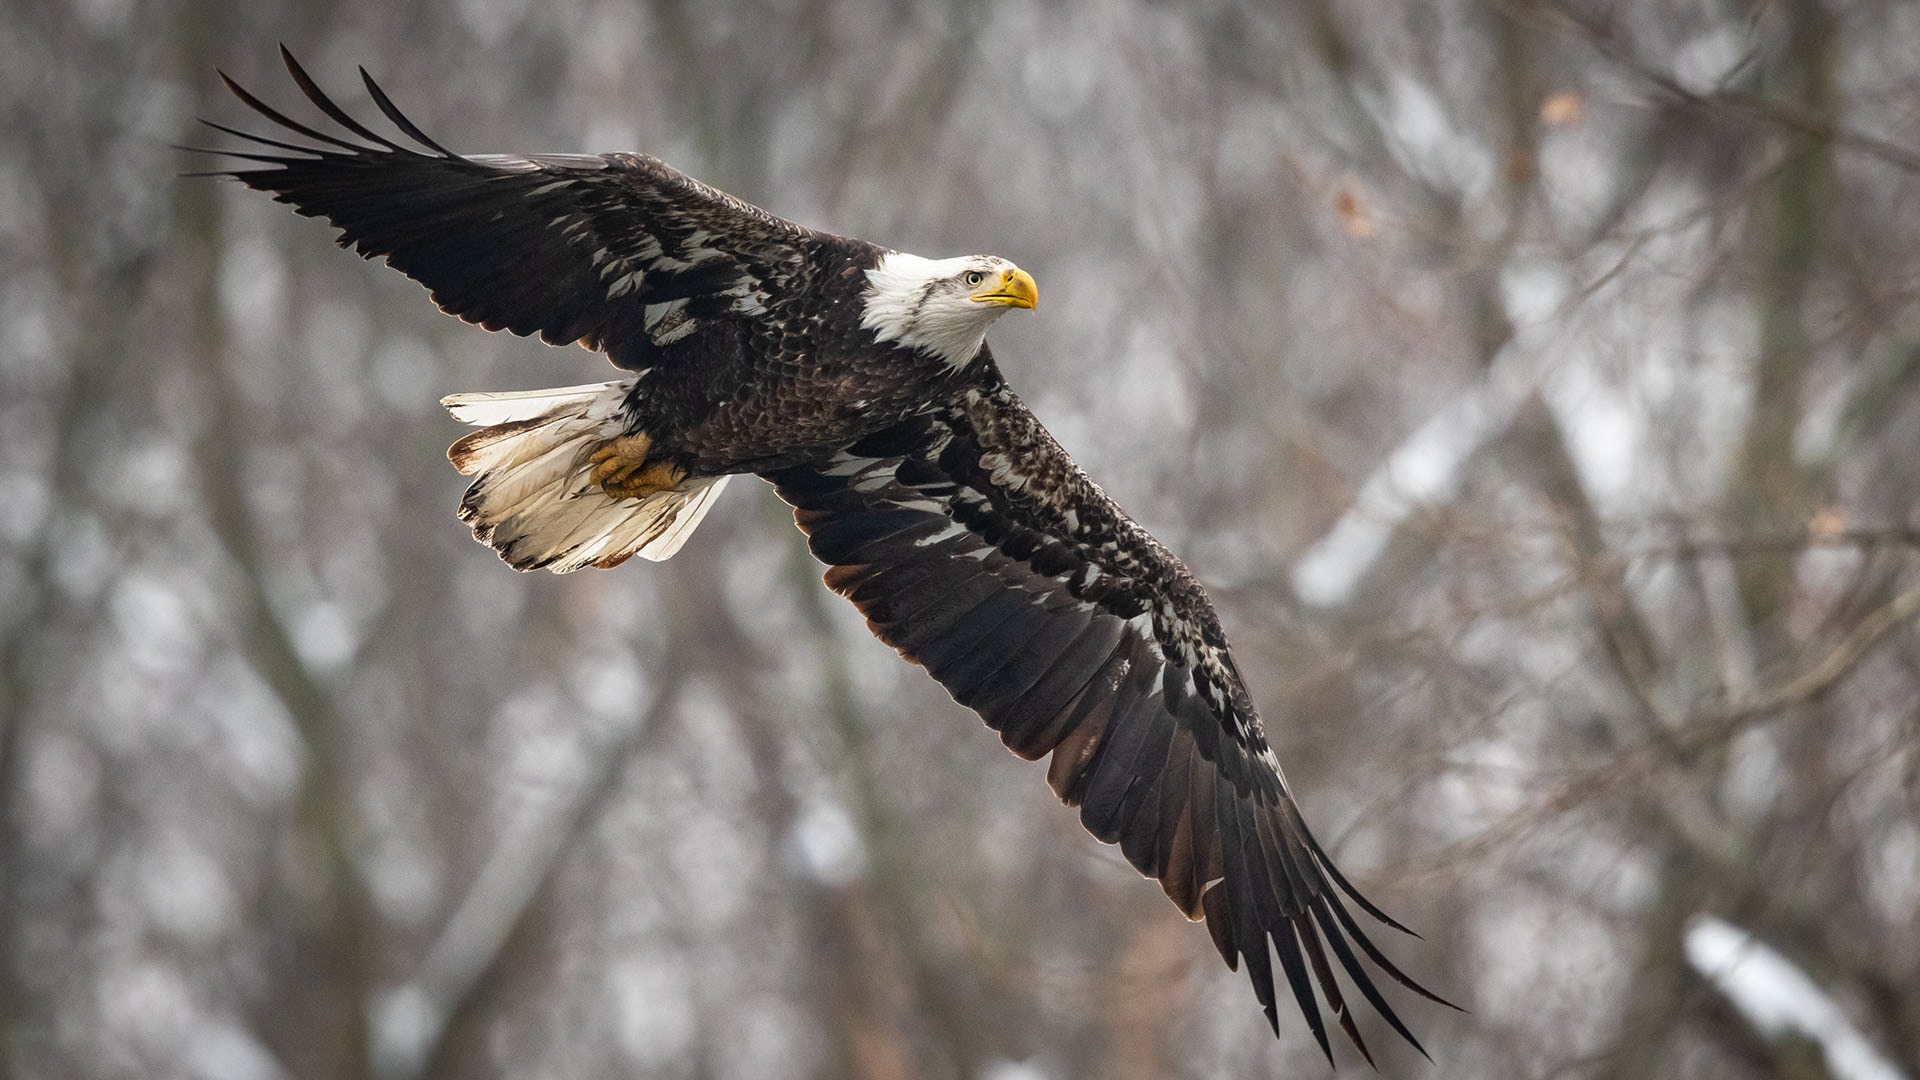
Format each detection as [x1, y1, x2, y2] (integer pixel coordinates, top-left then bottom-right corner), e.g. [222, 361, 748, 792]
[860, 252, 1035, 369]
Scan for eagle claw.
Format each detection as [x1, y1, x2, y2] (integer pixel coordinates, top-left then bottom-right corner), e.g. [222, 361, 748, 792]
[588, 433, 686, 500]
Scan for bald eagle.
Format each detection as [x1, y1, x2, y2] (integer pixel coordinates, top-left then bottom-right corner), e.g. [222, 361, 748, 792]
[199, 48, 1451, 1064]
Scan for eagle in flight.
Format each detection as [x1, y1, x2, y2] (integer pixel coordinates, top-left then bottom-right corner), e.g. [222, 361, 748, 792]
[201, 48, 1451, 1065]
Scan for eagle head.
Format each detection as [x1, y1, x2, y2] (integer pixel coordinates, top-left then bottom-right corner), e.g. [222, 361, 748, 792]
[861, 252, 1037, 369]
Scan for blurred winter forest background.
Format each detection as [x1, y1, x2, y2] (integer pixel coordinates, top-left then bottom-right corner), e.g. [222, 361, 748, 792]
[4, 0, 1919, 1077]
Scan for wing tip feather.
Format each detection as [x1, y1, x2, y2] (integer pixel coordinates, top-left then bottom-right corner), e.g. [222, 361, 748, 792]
[769, 416, 1453, 1067]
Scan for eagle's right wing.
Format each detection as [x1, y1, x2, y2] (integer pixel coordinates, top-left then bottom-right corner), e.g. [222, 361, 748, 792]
[765, 381, 1453, 1065]
[194, 47, 856, 370]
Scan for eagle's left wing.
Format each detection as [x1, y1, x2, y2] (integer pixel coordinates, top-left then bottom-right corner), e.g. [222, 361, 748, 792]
[765, 377, 1450, 1065]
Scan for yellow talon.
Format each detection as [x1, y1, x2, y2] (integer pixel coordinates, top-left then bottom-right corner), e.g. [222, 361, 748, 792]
[587, 433, 686, 500]
[587, 432, 650, 487]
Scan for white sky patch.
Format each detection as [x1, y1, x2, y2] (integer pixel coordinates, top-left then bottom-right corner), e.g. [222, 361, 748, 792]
[300, 296, 372, 424]
[364, 832, 440, 927]
[581, 119, 640, 156]
[198, 655, 303, 808]
[183, 1017, 292, 1080]
[569, 647, 647, 724]
[1865, 820, 1920, 927]
[1685, 915, 1910, 1080]
[1538, 122, 1619, 235]
[217, 233, 286, 348]
[1793, 364, 1853, 467]
[1541, 356, 1643, 508]
[1, 272, 57, 388]
[1020, 29, 1097, 121]
[112, 572, 204, 676]
[104, 436, 192, 518]
[1473, 898, 1624, 1049]
[1672, 23, 1754, 95]
[1720, 728, 1785, 827]
[97, 959, 195, 1061]
[1434, 737, 1533, 832]
[983, 1059, 1056, 1080]
[670, 809, 757, 930]
[288, 598, 357, 673]
[139, 830, 237, 947]
[371, 985, 440, 1080]
[1376, 73, 1495, 197]
[611, 958, 698, 1068]
[1113, 322, 1194, 437]
[22, 730, 100, 849]
[370, 335, 440, 413]
[1500, 261, 1571, 327]
[790, 799, 867, 888]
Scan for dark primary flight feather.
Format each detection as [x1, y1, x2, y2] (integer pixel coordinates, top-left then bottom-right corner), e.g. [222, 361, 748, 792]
[198, 47, 1454, 1064]
[203, 49, 854, 374]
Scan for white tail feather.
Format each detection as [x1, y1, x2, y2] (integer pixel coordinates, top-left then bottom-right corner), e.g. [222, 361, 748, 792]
[442, 382, 630, 426]
[441, 381, 729, 571]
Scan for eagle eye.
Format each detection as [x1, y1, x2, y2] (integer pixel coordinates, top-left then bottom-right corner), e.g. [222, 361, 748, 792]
[963, 270, 986, 287]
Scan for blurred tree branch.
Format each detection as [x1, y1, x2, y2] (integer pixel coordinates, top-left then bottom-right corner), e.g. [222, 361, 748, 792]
[386, 669, 687, 1080]
[1508, 0, 1920, 175]
[1693, 587, 1920, 740]
[179, 130, 379, 1080]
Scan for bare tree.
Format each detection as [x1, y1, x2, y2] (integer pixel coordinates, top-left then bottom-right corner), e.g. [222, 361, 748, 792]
[2, 1, 1915, 1077]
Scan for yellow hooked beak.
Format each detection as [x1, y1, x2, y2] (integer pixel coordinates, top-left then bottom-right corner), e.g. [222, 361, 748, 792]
[970, 266, 1038, 310]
